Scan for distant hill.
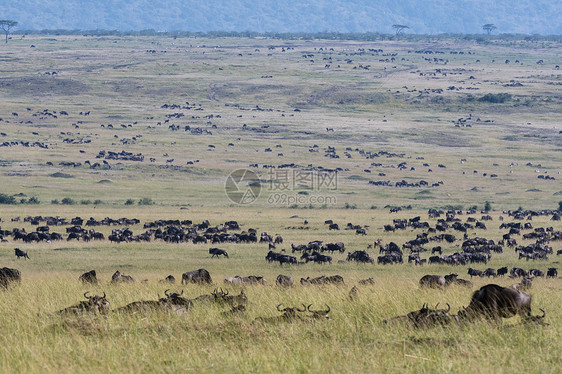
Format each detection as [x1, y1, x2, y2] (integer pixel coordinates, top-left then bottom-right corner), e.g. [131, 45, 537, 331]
[5, 0, 561, 35]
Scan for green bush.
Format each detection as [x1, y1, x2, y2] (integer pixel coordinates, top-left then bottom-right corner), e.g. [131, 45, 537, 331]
[27, 197, 40, 204]
[484, 201, 492, 211]
[51, 199, 60, 205]
[0, 193, 17, 204]
[94, 199, 103, 205]
[138, 197, 154, 205]
[61, 197, 76, 205]
[125, 199, 135, 205]
[80, 200, 92, 205]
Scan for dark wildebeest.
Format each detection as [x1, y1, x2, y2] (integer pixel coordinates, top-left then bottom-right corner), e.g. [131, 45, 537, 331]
[516, 277, 533, 291]
[79, 270, 98, 284]
[459, 284, 545, 323]
[57, 292, 110, 315]
[419, 275, 446, 289]
[482, 268, 497, 278]
[276, 274, 294, 287]
[497, 267, 508, 277]
[546, 268, 558, 278]
[385, 303, 456, 328]
[255, 304, 308, 323]
[14, 248, 30, 260]
[0, 267, 21, 288]
[159, 275, 176, 284]
[114, 289, 191, 314]
[468, 268, 483, 278]
[111, 270, 135, 284]
[209, 247, 229, 258]
[182, 268, 212, 284]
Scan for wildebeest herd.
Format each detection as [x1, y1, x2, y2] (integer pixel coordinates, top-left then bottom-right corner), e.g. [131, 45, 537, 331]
[1, 207, 559, 328]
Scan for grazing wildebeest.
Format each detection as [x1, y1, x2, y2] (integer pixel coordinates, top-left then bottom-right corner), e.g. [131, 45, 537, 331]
[79, 270, 98, 284]
[385, 303, 456, 328]
[115, 289, 191, 314]
[276, 274, 294, 287]
[209, 247, 229, 258]
[458, 284, 545, 323]
[111, 270, 135, 284]
[529, 269, 545, 277]
[482, 268, 497, 278]
[510, 267, 529, 278]
[468, 268, 483, 278]
[14, 248, 30, 260]
[419, 275, 446, 289]
[182, 268, 212, 284]
[497, 267, 508, 277]
[0, 267, 21, 288]
[516, 277, 533, 291]
[57, 292, 110, 315]
[546, 268, 558, 278]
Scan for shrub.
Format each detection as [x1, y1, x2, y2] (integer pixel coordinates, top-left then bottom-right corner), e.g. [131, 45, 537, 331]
[0, 193, 17, 204]
[80, 200, 92, 205]
[484, 201, 492, 211]
[51, 199, 60, 205]
[61, 197, 76, 205]
[94, 199, 103, 205]
[138, 197, 154, 205]
[558, 201, 562, 211]
[27, 197, 40, 204]
[125, 199, 135, 205]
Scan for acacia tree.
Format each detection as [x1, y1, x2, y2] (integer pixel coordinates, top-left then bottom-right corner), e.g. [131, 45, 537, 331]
[482, 23, 496, 35]
[0, 20, 17, 44]
[392, 24, 409, 35]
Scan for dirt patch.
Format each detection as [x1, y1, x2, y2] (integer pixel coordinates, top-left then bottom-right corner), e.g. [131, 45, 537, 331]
[0, 76, 90, 96]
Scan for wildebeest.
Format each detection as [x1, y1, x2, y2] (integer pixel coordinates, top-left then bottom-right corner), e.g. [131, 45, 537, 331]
[14, 248, 30, 260]
[276, 274, 294, 287]
[546, 268, 558, 278]
[79, 269, 98, 284]
[57, 292, 110, 315]
[300, 275, 344, 285]
[358, 277, 375, 285]
[209, 247, 229, 258]
[467, 268, 483, 278]
[529, 269, 545, 277]
[385, 303, 457, 328]
[224, 275, 266, 285]
[255, 304, 308, 323]
[114, 289, 191, 314]
[307, 304, 331, 319]
[111, 270, 135, 284]
[182, 268, 212, 284]
[458, 284, 545, 323]
[159, 275, 176, 284]
[482, 268, 497, 277]
[419, 275, 446, 289]
[497, 266, 508, 277]
[0, 267, 21, 288]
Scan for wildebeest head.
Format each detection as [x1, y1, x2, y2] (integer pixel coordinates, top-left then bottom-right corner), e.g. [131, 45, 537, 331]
[79, 270, 98, 284]
[162, 289, 192, 308]
[277, 303, 307, 320]
[58, 291, 110, 315]
[307, 304, 331, 319]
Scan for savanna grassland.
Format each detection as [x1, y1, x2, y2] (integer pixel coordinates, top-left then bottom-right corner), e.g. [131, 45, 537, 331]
[0, 34, 561, 373]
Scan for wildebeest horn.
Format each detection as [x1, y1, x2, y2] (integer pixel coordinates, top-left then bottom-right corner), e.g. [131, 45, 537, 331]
[539, 308, 546, 318]
[102, 292, 106, 299]
[277, 303, 285, 312]
[434, 303, 440, 310]
[180, 290, 184, 296]
[165, 289, 170, 297]
[296, 304, 307, 312]
[84, 291, 90, 299]
[445, 303, 450, 313]
[324, 304, 331, 314]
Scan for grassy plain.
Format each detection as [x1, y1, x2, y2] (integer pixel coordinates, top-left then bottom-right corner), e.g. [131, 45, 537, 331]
[0, 34, 561, 373]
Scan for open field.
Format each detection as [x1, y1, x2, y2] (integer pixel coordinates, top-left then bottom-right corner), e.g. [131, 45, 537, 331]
[0, 35, 561, 373]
